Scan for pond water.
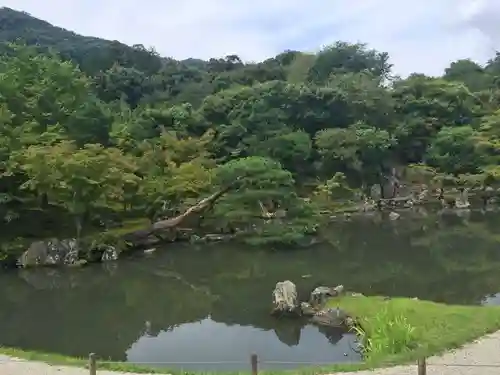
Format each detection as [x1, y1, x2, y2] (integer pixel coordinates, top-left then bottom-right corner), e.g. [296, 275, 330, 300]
[3, 209, 500, 371]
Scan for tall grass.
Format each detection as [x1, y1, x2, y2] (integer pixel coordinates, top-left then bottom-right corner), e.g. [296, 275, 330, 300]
[351, 305, 417, 361]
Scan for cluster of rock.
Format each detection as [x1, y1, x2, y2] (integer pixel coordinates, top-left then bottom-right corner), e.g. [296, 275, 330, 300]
[271, 280, 357, 329]
[17, 239, 118, 268]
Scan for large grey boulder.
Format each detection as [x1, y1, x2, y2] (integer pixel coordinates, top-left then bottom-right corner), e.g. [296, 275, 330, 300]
[271, 280, 300, 316]
[17, 239, 79, 267]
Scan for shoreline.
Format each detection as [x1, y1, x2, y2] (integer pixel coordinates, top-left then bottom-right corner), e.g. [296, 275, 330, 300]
[1, 330, 500, 374]
[5, 201, 493, 270]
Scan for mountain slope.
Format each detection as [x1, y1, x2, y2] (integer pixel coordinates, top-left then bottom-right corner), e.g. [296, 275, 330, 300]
[0, 7, 163, 74]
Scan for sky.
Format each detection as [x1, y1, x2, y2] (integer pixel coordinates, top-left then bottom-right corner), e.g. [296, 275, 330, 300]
[2, 0, 500, 77]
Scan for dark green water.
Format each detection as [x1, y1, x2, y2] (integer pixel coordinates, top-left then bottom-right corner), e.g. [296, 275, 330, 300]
[2, 209, 500, 371]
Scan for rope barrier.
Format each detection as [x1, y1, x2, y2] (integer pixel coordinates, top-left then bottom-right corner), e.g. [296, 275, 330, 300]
[1, 353, 500, 374]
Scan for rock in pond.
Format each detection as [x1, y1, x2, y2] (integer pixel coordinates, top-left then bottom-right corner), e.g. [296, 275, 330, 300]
[18, 239, 79, 267]
[271, 280, 300, 316]
[310, 284, 344, 305]
[300, 302, 316, 316]
[311, 307, 354, 329]
[270, 280, 356, 329]
[17, 238, 119, 268]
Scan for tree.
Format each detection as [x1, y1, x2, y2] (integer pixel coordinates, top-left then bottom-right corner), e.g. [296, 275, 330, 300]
[0, 43, 112, 146]
[136, 130, 215, 220]
[326, 71, 395, 130]
[9, 141, 140, 239]
[392, 75, 479, 163]
[404, 164, 437, 187]
[243, 129, 313, 179]
[425, 126, 484, 175]
[313, 172, 356, 208]
[210, 156, 319, 244]
[315, 124, 394, 189]
[285, 52, 316, 83]
[392, 75, 478, 125]
[94, 65, 155, 109]
[308, 42, 392, 84]
[444, 59, 493, 92]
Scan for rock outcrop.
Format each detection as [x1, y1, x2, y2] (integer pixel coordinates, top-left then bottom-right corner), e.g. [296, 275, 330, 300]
[17, 238, 118, 268]
[271, 280, 299, 316]
[271, 280, 355, 329]
[18, 239, 79, 267]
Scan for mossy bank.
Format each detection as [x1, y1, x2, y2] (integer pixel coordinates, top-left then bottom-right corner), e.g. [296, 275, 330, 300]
[2, 296, 500, 374]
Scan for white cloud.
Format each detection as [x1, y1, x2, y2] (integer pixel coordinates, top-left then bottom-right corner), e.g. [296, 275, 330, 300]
[2, 0, 500, 76]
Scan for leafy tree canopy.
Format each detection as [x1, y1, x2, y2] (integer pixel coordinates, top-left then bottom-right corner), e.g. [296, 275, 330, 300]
[3, 7, 500, 249]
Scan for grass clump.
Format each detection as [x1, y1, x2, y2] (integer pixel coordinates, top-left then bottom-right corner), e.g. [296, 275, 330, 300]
[351, 305, 417, 361]
[328, 295, 500, 366]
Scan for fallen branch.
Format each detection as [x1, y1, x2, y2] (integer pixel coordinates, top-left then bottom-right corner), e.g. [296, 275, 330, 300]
[152, 186, 231, 231]
[121, 182, 238, 248]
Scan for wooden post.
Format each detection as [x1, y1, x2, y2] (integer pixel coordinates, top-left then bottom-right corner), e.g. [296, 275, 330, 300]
[250, 353, 258, 375]
[89, 353, 97, 375]
[417, 358, 426, 375]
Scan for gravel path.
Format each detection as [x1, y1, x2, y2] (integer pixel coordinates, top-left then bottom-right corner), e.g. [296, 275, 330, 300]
[337, 330, 500, 375]
[0, 356, 156, 375]
[1, 331, 500, 374]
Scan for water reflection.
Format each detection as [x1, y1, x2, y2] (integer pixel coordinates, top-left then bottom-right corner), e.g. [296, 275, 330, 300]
[482, 293, 500, 305]
[2, 209, 500, 370]
[127, 320, 358, 371]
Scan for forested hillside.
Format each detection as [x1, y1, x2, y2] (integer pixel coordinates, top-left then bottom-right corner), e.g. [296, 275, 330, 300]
[2, 7, 500, 258]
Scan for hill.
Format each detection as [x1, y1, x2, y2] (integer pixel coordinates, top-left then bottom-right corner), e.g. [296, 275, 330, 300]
[0, 7, 164, 74]
[0, 8, 299, 107]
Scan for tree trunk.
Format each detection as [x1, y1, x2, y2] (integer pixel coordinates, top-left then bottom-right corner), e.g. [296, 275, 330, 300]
[121, 178, 244, 248]
[151, 186, 231, 231]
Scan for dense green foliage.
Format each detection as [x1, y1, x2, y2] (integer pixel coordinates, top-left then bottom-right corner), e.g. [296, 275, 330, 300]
[3, 7, 500, 250]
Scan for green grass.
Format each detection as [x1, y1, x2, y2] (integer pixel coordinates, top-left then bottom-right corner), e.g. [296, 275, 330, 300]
[327, 295, 500, 366]
[2, 296, 500, 374]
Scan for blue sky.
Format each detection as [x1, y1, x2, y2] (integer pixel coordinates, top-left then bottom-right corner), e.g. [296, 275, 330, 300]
[2, 0, 500, 77]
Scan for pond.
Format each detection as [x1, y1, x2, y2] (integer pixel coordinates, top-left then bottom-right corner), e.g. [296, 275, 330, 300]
[2, 209, 500, 371]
